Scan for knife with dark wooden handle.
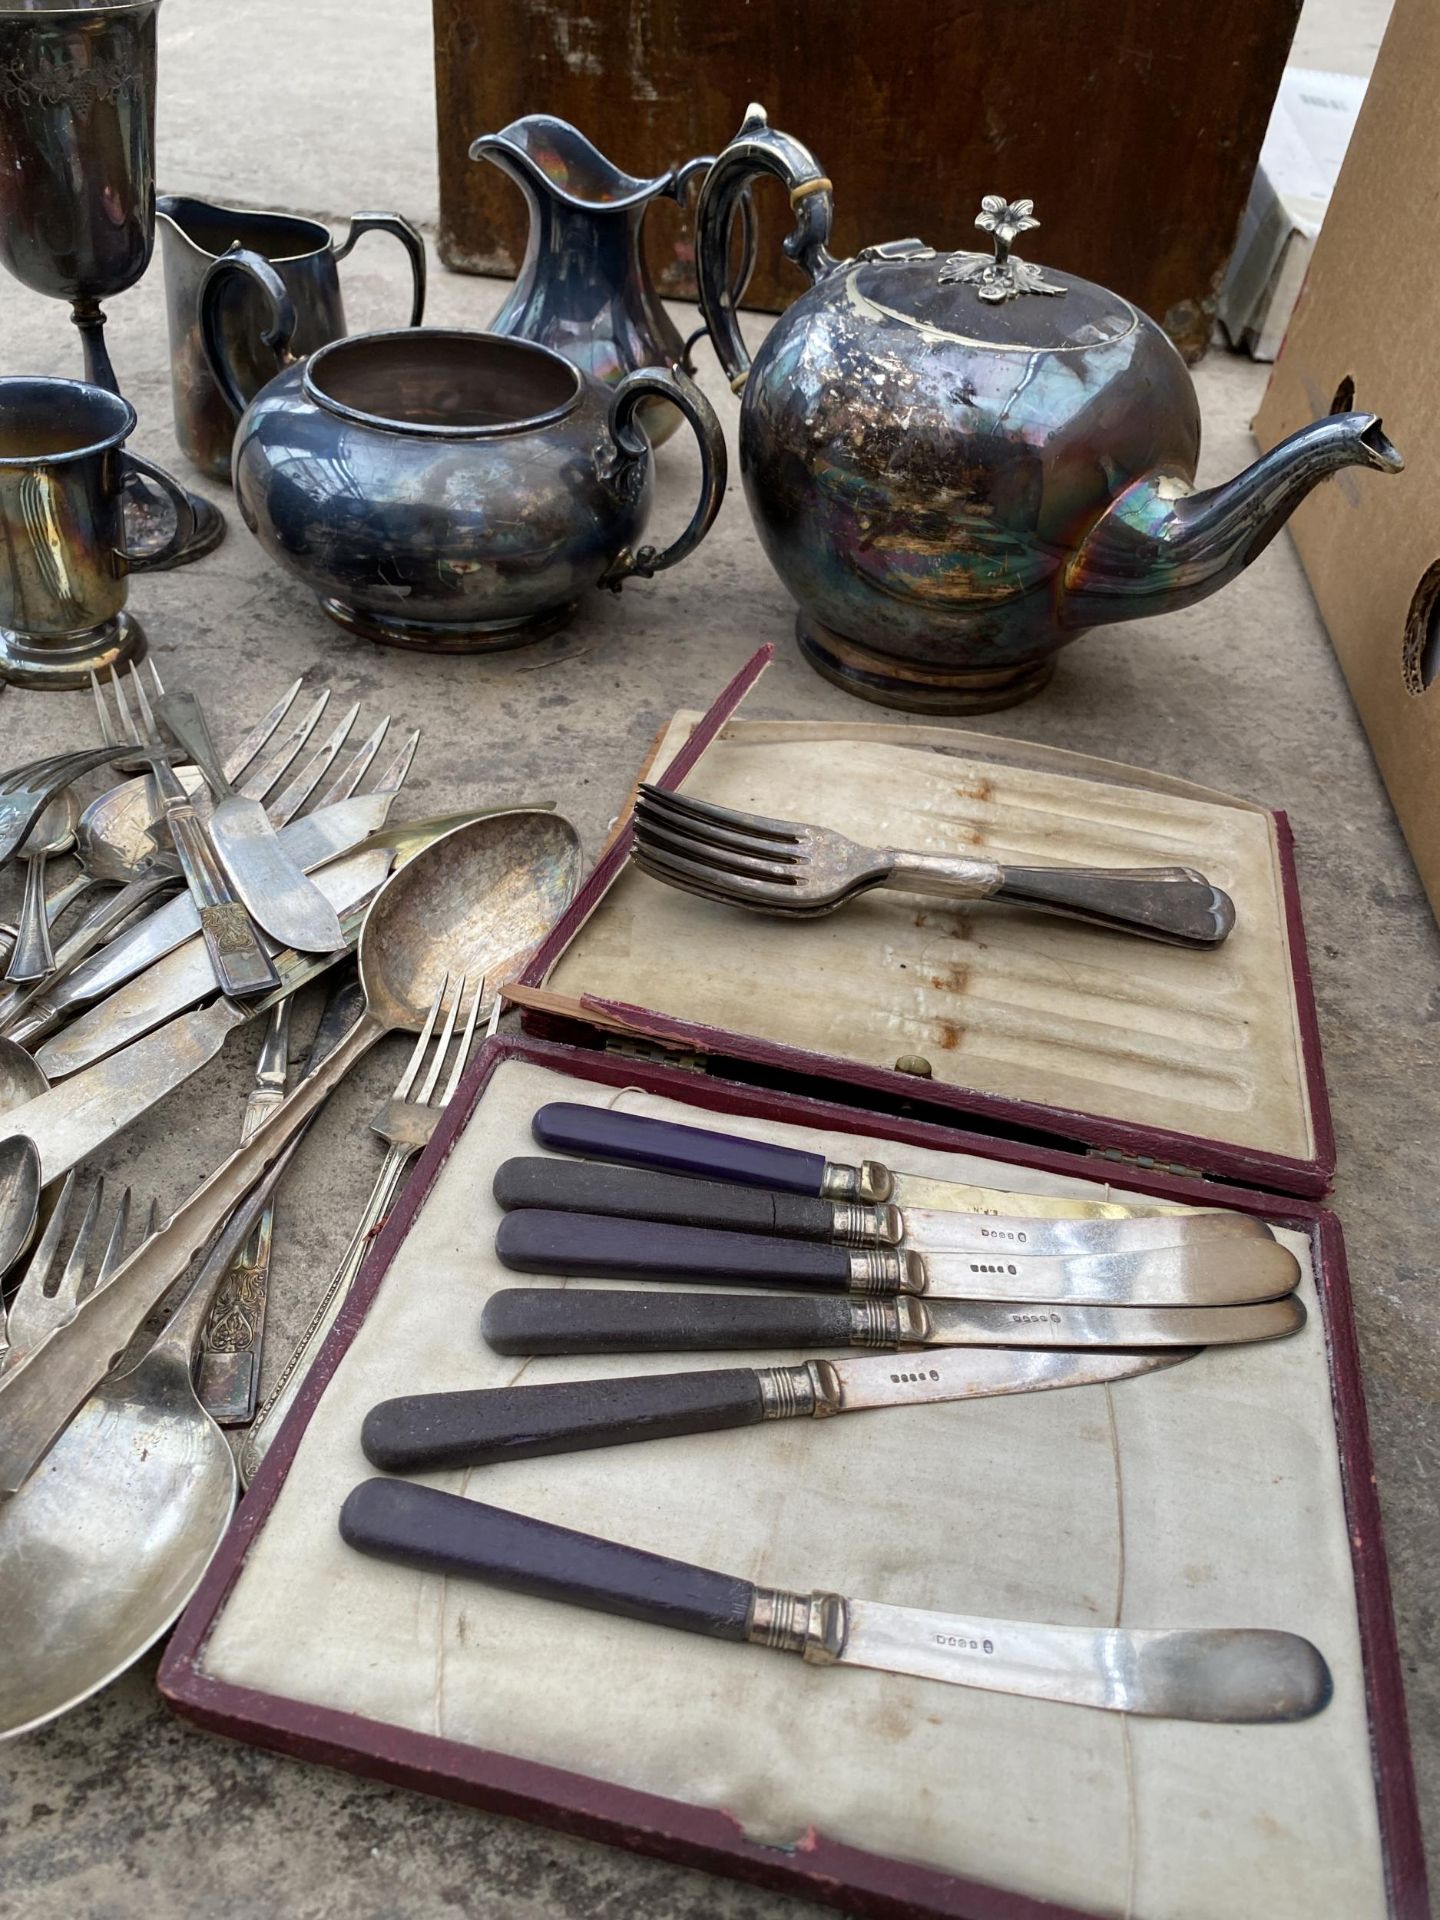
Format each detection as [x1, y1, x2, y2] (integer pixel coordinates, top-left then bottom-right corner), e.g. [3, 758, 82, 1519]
[480, 1287, 1305, 1355]
[338, 1480, 1331, 1722]
[492, 1209, 1301, 1308]
[361, 1348, 1193, 1472]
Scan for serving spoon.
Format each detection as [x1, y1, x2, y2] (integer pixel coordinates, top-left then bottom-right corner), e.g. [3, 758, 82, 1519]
[0, 808, 583, 1496]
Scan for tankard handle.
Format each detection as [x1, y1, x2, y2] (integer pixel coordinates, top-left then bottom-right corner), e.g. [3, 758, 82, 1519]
[198, 246, 300, 421]
[336, 212, 427, 328]
[117, 454, 198, 574]
[600, 366, 728, 587]
[694, 103, 837, 390]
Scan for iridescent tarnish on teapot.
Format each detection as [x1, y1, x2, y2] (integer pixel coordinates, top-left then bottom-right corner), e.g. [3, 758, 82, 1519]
[695, 107, 1404, 712]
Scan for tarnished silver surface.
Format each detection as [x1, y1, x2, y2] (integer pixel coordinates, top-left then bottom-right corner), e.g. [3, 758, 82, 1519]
[0, 1135, 39, 1289]
[632, 784, 1235, 947]
[874, 1204, 1273, 1258]
[34, 838, 395, 1076]
[746, 1588, 846, 1661]
[839, 1237, 1300, 1308]
[1, 1172, 155, 1377]
[834, 1598, 1331, 1721]
[154, 672, 345, 954]
[753, 1347, 1191, 1424]
[0, 1036, 47, 1113]
[238, 972, 484, 1485]
[937, 196, 1066, 304]
[0, 808, 581, 1496]
[5, 788, 77, 981]
[863, 1294, 1306, 1351]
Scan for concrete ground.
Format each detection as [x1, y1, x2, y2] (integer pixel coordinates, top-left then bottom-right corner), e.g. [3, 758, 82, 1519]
[0, 2, 1432, 1916]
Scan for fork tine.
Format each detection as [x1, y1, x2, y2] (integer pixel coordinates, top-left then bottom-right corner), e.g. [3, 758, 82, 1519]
[637, 783, 803, 845]
[91, 669, 116, 748]
[632, 843, 809, 906]
[367, 727, 420, 800]
[143, 1196, 162, 1240]
[146, 657, 166, 697]
[19, 1169, 78, 1299]
[95, 1184, 132, 1291]
[223, 677, 303, 784]
[56, 1177, 105, 1307]
[113, 664, 144, 747]
[393, 974, 447, 1102]
[265, 701, 360, 825]
[236, 689, 332, 802]
[635, 804, 803, 872]
[313, 715, 391, 807]
[631, 849, 849, 918]
[417, 973, 465, 1106]
[440, 975, 484, 1107]
[634, 813, 803, 883]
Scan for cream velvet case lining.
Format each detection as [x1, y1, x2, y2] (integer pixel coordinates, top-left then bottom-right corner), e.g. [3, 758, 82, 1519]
[543, 713, 1321, 1180]
[172, 1058, 1392, 1920]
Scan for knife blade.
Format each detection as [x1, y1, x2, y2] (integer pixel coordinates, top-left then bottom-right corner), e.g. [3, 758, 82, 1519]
[0, 904, 370, 1183]
[35, 842, 392, 1078]
[338, 1482, 1332, 1723]
[530, 1103, 1196, 1222]
[479, 1287, 1307, 1354]
[35, 793, 396, 1021]
[492, 1157, 1275, 1255]
[157, 682, 346, 954]
[492, 1210, 1301, 1308]
[360, 1347, 1196, 1472]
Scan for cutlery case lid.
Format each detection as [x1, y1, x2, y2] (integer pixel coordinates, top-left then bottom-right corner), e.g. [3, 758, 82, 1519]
[512, 646, 1334, 1200]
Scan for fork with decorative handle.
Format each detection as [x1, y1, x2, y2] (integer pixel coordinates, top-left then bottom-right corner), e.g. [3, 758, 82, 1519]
[238, 972, 483, 1483]
[153, 665, 346, 954]
[632, 784, 1236, 947]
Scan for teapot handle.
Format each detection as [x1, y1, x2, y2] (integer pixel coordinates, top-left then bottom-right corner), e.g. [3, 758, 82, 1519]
[694, 103, 836, 391]
[198, 246, 300, 422]
[600, 366, 728, 588]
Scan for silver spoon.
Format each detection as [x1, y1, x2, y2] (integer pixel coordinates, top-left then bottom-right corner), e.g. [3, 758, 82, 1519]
[0, 808, 584, 1498]
[5, 790, 80, 982]
[0, 1035, 48, 1114]
[0, 1136, 40, 1289]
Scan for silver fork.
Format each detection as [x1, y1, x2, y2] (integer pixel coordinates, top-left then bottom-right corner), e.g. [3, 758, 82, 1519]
[238, 971, 482, 1484]
[631, 784, 1237, 948]
[1, 1175, 161, 1375]
[118, 666, 280, 997]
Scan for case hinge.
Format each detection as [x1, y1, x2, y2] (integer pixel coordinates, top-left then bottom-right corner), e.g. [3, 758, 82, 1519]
[1087, 1144, 1208, 1182]
[603, 1036, 709, 1074]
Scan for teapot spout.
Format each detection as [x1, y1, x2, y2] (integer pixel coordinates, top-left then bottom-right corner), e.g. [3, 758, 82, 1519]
[1063, 411, 1403, 627]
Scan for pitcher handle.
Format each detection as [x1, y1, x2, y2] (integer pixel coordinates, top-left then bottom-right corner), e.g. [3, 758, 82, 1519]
[600, 366, 728, 587]
[694, 103, 836, 390]
[116, 454, 198, 574]
[198, 246, 300, 421]
[335, 211, 427, 327]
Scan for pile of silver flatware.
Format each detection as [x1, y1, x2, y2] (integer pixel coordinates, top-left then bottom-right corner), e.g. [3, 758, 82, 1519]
[631, 783, 1238, 945]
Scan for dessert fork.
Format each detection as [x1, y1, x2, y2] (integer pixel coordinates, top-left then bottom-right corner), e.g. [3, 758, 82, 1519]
[238, 971, 483, 1483]
[632, 785, 1236, 947]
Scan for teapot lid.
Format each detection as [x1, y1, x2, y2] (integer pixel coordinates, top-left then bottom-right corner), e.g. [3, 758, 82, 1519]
[851, 196, 1138, 354]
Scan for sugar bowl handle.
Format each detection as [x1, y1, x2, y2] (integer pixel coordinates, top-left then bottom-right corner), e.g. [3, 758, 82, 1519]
[198, 245, 300, 421]
[335, 211, 427, 327]
[601, 365, 727, 586]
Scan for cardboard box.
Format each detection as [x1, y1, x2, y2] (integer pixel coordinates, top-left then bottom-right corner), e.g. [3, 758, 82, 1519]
[1219, 67, 1367, 361]
[1254, 0, 1440, 922]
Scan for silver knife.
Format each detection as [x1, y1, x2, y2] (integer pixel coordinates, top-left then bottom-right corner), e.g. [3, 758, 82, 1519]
[493, 1157, 1275, 1255]
[339, 1482, 1333, 1723]
[155, 676, 345, 954]
[38, 793, 397, 1018]
[35, 842, 392, 1077]
[491, 1210, 1302, 1308]
[478, 1287, 1308, 1354]
[360, 1347, 1196, 1472]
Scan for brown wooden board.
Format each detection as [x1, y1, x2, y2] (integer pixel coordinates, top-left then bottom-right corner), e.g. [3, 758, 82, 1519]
[433, 0, 1301, 357]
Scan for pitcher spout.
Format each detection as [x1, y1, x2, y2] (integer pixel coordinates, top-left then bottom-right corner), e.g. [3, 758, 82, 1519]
[1063, 411, 1403, 627]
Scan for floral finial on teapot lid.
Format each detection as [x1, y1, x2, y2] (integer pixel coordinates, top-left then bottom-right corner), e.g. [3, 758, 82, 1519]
[939, 196, 1066, 303]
